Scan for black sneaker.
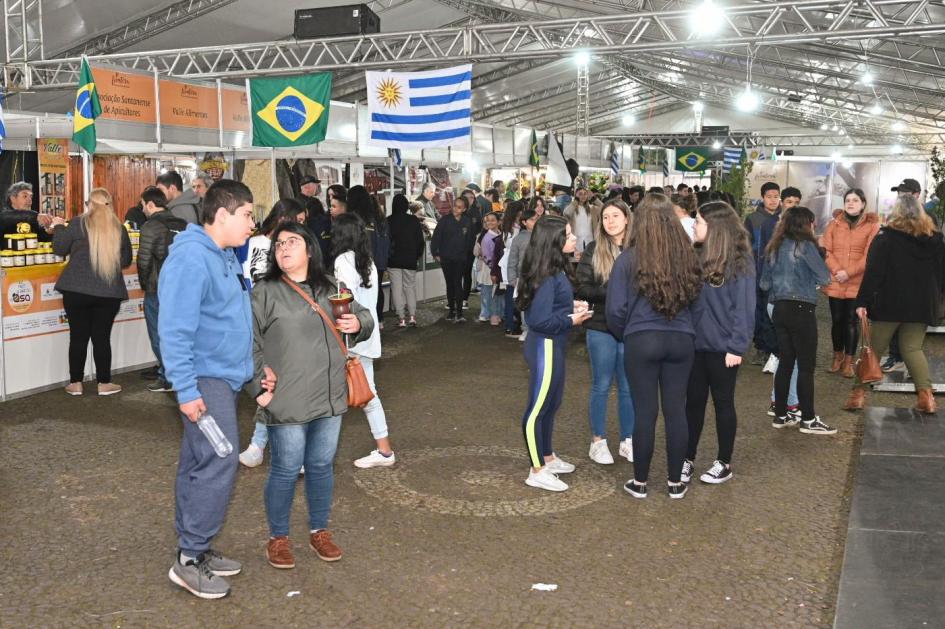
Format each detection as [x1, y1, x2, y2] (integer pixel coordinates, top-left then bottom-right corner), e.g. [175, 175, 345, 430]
[462, 301, 468, 310]
[680, 459, 694, 484]
[881, 357, 905, 373]
[699, 460, 733, 484]
[772, 408, 801, 428]
[623, 480, 647, 499]
[768, 403, 799, 418]
[667, 482, 688, 499]
[445, 312, 456, 322]
[767, 402, 776, 417]
[799, 416, 837, 435]
[505, 330, 520, 338]
[147, 379, 173, 393]
[454, 315, 466, 324]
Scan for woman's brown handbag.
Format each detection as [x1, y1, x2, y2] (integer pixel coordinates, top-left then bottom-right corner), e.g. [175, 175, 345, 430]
[282, 277, 375, 408]
[855, 317, 883, 384]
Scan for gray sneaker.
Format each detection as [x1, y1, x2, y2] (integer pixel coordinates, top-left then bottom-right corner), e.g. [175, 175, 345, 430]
[204, 549, 242, 576]
[168, 554, 231, 599]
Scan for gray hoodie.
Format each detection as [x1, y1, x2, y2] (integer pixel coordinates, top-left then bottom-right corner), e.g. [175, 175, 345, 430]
[167, 188, 201, 224]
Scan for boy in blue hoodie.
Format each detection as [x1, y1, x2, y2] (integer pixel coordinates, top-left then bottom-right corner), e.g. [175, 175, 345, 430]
[159, 180, 270, 599]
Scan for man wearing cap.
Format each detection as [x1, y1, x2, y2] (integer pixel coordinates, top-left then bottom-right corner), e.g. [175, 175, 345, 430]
[298, 175, 326, 221]
[893, 178, 939, 229]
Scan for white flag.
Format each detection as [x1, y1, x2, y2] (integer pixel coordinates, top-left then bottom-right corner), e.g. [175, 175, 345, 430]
[546, 132, 571, 186]
[366, 64, 472, 149]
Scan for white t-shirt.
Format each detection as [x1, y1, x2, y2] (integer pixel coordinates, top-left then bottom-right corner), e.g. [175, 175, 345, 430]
[680, 216, 696, 242]
[573, 208, 594, 253]
[244, 235, 270, 285]
[333, 250, 381, 359]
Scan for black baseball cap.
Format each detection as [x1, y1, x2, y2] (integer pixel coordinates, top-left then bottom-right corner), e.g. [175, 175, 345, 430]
[299, 175, 321, 185]
[466, 183, 482, 193]
[891, 178, 920, 193]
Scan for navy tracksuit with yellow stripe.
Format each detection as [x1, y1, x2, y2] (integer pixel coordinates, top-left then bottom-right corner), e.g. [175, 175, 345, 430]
[521, 272, 573, 468]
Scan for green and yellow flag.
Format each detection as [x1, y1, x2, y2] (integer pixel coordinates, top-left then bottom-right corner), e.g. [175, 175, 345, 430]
[529, 129, 540, 167]
[72, 58, 102, 154]
[675, 147, 710, 172]
[251, 74, 332, 147]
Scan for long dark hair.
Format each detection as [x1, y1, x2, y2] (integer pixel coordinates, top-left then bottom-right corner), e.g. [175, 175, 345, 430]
[516, 215, 571, 311]
[629, 194, 702, 319]
[258, 197, 304, 236]
[331, 213, 373, 289]
[502, 200, 524, 235]
[347, 185, 383, 227]
[263, 222, 333, 294]
[697, 201, 753, 284]
[766, 205, 817, 258]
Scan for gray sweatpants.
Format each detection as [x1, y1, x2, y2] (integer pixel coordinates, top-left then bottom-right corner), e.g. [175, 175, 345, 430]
[174, 377, 240, 556]
[389, 268, 417, 318]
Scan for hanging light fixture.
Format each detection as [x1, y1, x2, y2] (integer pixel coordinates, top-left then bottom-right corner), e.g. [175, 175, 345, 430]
[622, 114, 635, 126]
[735, 48, 759, 113]
[691, 0, 726, 36]
[869, 103, 883, 116]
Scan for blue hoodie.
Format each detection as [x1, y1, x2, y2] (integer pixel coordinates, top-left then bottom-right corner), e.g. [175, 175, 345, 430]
[158, 224, 253, 404]
[693, 272, 756, 356]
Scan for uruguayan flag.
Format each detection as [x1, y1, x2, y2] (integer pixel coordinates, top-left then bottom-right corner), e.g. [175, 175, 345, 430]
[366, 64, 472, 149]
[722, 147, 744, 174]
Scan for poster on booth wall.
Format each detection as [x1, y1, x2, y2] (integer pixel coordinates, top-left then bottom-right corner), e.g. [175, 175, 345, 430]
[37, 139, 68, 220]
[2, 266, 144, 341]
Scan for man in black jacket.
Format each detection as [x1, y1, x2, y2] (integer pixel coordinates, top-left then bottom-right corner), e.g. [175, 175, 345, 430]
[137, 186, 189, 392]
[0, 182, 56, 240]
[431, 196, 476, 322]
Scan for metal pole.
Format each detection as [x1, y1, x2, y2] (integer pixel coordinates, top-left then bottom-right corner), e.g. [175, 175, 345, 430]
[216, 78, 224, 149]
[270, 147, 276, 207]
[153, 69, 162, 149]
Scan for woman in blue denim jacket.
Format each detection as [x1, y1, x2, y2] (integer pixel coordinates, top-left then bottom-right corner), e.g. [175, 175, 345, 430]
[760, 206, 834, 435]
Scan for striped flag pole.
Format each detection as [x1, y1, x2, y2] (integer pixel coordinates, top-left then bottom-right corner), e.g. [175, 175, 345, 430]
[609, 142, 619, 179]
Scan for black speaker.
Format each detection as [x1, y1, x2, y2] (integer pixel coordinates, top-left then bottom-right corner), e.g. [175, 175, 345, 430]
[294, 4, 381, 39]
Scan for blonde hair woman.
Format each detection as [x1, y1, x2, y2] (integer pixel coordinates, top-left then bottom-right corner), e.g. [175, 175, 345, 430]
[53, 188, 132, 396]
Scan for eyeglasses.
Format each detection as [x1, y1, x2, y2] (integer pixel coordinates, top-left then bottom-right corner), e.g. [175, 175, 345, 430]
[274, 236, 305, 251]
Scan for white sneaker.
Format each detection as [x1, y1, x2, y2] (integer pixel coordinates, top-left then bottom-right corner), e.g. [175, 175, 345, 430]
[354, 449, 396, 468]
[238, 443, 264, 468]
[588, 440, 615, 465]
[762, 353, 779, 374]
[525, 468, 568, 492]
[518, 329, 528, 342]
[545, 455, 575, 474]
[618, 437, 634, 462]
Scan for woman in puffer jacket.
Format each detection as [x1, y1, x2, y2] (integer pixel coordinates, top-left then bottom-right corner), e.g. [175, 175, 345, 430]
[822, 189, 880, 376]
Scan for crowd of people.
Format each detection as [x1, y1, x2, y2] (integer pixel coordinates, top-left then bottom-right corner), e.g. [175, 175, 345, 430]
[9, 166, 942, 600]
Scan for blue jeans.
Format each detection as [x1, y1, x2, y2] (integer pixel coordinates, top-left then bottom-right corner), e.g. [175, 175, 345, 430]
[586, 329, 634, 440]
[143, 293, 164, 380]
[265, 416, 342, 537]
[478, 283, 503, 319]
[504, 286, 518, 332]
[175, 377, 239, 555]
[250, 419, 268, 449]
[767, 303, 798, 407]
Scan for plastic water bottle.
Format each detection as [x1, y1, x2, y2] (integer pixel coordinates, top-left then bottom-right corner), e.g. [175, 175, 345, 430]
[197, 413, 233, 458]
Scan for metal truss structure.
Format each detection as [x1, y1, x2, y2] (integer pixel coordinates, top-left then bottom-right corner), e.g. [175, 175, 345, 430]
[2, 0, 943, 150]
[3, 0, 43, 63]
[597, 131, 945, 149]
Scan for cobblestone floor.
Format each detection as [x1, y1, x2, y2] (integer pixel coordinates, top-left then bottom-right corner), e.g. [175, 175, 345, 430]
[2, 296, 936, 628]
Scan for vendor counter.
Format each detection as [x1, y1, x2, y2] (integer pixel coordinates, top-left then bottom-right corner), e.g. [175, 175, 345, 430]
[1, 263, 155, 400]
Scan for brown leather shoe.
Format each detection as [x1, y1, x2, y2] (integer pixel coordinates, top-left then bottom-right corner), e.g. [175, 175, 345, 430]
[843, 387, 866, 411]
[915, 388, 937, 414]
[266, 536, 295, 569]
[309, 529, 342, 562]
[840, 355, 855, 378]
[829, 351, 844, 373]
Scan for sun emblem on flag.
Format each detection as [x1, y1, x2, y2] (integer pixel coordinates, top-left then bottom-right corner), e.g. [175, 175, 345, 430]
[376, 78, 403, 108]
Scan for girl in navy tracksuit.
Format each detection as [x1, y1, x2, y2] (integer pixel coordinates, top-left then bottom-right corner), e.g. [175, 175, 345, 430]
[516, 215, 592, 492]
[606, 194, 703, 500]
[684, 201, 756, 486]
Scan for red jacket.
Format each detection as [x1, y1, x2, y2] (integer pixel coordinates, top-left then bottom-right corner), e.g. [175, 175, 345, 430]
[823, 210, 880, 299]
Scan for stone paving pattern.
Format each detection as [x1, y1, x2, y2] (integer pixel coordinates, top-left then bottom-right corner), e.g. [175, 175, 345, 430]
[2, 296, 938, 627]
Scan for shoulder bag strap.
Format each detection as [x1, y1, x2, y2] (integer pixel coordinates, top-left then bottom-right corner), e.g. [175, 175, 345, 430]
[281, 276, 348, 357]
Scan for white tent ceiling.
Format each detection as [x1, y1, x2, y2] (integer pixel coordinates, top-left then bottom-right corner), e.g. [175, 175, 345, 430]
[4, 0, 944, 149]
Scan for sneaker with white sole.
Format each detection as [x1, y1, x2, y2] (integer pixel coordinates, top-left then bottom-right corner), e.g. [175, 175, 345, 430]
[518, 330, 528, 342]
[772, 408, 802, 428]
[762, 353, 779, 374]
[768, 403, 799, 417]
[238, 443, 264, 468]
[64, 382, 83, 396]
[354, 449, 396, 468]
[700, 460, 733, 484]
[588, 440, 615, 465]
[799, 416, 837, 435]
[618, 437, 634, 462]
[623, 480, 647, 498]
[680, 459, 694, 484]
[203, 549, 242, 576]
[545, 455, 575, 474]
[97, 382, 122, 396]
[525, 468, 568, 492]
[168, 554, 230, 599]
[667, 482, 688, 499]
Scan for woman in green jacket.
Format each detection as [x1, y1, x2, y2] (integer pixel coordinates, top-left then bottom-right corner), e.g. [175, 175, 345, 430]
[247, 222, 374, 570]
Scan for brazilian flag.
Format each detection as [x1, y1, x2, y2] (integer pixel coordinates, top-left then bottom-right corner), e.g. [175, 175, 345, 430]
[72, 58, 102, 154]
[251, 74, 332, 147]
[675, 147, 710, 172]
[529, 129, 540, 167]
